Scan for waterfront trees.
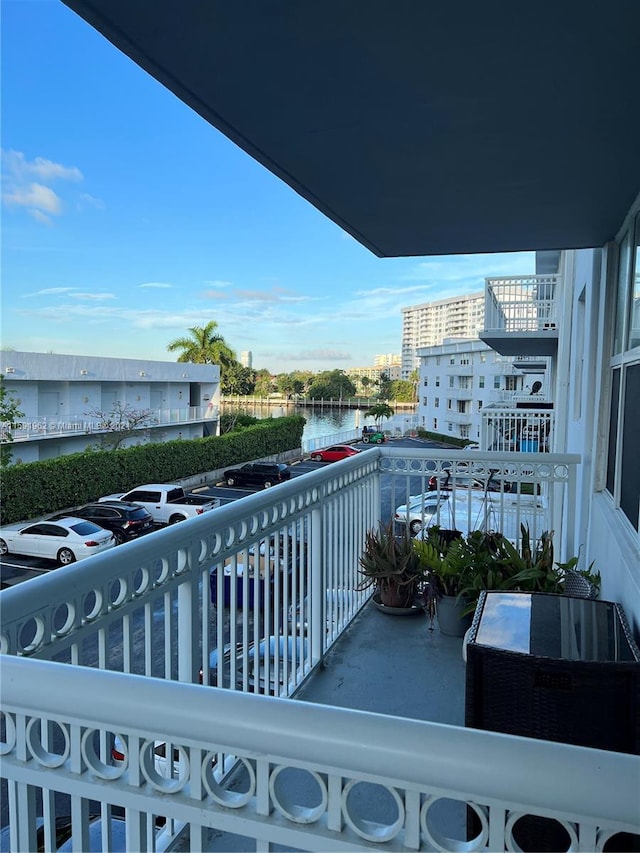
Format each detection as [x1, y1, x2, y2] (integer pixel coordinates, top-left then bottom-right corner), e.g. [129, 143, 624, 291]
[308, 370, 356, 400]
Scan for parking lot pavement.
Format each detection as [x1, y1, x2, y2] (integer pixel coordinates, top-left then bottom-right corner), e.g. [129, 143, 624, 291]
[0, 439, 456, 588]
[0, 558, 57, 589]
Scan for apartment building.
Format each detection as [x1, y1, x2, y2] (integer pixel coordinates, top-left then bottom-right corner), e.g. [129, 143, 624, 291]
[0, 352, 220, 463]
[348, 362, 401, 392]
[401, 292, 484, 377]
[373, 353, 401, 368]
[416, 339, 548, 444]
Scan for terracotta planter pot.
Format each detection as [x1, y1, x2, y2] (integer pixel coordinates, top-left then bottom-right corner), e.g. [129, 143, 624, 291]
[379, 580, 416, 609]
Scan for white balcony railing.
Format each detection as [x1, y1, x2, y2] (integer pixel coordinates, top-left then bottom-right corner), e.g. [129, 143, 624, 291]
[3, 405, 219, 442]
[481, 407, 555, 453]
[3, 447, 635, 852]
[484, 275, 559, 334]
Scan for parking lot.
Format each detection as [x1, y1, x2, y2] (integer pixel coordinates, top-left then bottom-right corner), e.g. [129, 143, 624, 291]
[0, 436, 443, 590]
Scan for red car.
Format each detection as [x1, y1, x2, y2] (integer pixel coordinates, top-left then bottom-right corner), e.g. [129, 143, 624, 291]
[310, 444, 361, 463]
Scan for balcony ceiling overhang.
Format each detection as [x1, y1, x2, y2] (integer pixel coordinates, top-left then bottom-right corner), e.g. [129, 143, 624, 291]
[62, 0, 640, 258]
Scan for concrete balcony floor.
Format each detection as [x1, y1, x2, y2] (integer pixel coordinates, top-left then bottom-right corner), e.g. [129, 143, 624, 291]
[179, 601, 467, 851]
[297, 600, 466, 725]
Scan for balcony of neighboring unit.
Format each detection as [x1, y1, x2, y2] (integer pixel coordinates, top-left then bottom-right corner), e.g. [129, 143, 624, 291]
[512, 355, 552, 374]
[492, 389, 553, 406]
[481, 407, 555, 453]
[6, 405, 219, 442]
[480, 275, 560, 356]
[447, 387, 474, 400]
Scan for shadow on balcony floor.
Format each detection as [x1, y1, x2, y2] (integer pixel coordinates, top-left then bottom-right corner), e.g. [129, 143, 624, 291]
[179, 602, 468, 851]
[297, 599, 467, 724]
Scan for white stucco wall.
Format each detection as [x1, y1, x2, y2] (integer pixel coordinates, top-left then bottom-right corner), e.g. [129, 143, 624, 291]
[1, 352, 220, 461]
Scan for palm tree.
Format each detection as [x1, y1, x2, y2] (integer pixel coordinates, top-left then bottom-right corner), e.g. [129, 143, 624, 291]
[167, 321, 236, 368]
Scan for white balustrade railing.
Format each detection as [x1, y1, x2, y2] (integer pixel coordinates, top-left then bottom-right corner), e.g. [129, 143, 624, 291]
[3, 446, 625, 852]
[4, 405, 219, 441]
[483, 275, 559, 334]
[481, 407, 555, 453]
[302, 427, 362, 452]
[2, 654, 637, 853]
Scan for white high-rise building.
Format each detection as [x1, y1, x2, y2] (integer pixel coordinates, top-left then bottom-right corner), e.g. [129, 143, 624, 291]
[401, 292, 485, 377]
[373, 353, 401, 367]
[240, 350, 253, 368]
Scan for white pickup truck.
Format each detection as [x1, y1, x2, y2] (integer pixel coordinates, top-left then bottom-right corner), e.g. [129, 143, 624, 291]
[99, 484, 219, 525]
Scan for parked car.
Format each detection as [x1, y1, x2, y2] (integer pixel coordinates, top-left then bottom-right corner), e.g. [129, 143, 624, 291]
[396, 491, 546, 540]
[394, 493, 450, 534]
[428, 472, 512, 493]
[310, 444, 361, 463]
[223, 462, 291, 488]
[49, 501, 154, 545]
[99, 484, 219, 525]
[0, 518, 115, 565]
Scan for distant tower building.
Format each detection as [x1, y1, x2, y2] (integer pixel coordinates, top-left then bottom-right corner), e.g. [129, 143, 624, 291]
[401, 292, 485, 377]
[240, 350, 253, 368]
[373, 353, 401, 367]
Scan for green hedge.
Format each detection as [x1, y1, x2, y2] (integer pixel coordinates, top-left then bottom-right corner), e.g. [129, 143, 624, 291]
[415, 428, 469, 448]
[0, 416, 305, 525]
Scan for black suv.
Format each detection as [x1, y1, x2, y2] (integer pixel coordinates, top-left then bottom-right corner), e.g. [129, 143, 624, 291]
[50, 501, 155, 545]
[223, 462, 291, 489]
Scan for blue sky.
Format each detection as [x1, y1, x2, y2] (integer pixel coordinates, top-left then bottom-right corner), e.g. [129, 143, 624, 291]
[1, 1, 535, 374]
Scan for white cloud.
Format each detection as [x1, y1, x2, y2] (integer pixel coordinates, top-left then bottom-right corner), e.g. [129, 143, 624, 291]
[1, 149, 83, 183]
[202, 279, 232, 288]
[77, 192, 105, 210]
[22, 287, 78, 298]
[71, 292, 116, 301]
[29, 209, 54, 226]
[1, 150, 88, 224]
[4, 182, 62, 215]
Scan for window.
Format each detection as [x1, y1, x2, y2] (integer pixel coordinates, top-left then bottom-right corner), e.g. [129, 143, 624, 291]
[449, 357, 455, 365]
[433, 418, 438, 430]
[493, 376, 501, 389]
[480, 354, 487, 363]
[447, 399, 452, 410]
[477, 400, 483, 412]
[449, 376, 454, 387]
[505, 376, 518, 391]
[479, 376, 485, 388]
[460, 358, 470, 366]
[434, 397, 439, 408]
[448, 423, 453, 432]
[423, 396, 428, 406]
[606, 207, 640, 531]
[631, 213, 640, 350]
[435, 357, 441, 366]
[423, 377, 428, 386]
[435, 376, 440, 387]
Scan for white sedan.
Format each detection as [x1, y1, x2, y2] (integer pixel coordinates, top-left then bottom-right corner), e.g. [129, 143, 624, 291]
[394, 493, 451, 534]
[0, 517, 115, 565]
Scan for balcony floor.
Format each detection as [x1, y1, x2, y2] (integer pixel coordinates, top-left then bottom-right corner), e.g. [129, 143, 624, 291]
[182, 602, 467, 851]
[297, 599, 467, 725]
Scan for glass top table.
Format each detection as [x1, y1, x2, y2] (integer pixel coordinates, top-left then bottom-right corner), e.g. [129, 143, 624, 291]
[472, 591, 639, 662]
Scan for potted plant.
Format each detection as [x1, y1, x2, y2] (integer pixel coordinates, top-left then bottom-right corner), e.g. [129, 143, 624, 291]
[413, 526, 480, 636]
[456, 525, 600, 618]
[358, 518, 423, 611]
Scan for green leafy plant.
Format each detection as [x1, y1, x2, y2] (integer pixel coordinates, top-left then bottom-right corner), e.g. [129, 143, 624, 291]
[358, 519, 423, 608]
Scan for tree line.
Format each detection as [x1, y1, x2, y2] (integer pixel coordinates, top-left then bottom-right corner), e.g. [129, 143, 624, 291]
[166, 322, 418, 402]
